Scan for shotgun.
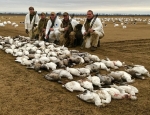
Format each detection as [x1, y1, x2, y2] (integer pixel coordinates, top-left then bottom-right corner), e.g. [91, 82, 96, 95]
[64, 14, 74, 38]
[31, 11, 37, 39]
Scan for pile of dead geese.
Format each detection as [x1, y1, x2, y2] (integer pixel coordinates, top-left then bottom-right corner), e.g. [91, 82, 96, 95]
[0, 35, 150, 107]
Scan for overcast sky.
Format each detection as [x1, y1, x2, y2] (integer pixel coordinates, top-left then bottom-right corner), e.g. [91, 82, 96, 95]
[0, 0, 150, 14]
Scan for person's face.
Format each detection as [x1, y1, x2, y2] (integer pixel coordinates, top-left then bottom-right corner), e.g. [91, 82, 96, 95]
[63, 15, 69, 21]
[50, 14, 56, 20]
[41, 15, 46, 19]
[29, 9, 34, 14]
[87, 11, 93, 19]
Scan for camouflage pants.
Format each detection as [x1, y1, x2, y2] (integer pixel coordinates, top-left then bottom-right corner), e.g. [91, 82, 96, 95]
[60, 31, 76, 47]
[29, 27, 38, 39]
[84, 31, 104, 48]
[38, 31, 46, 41]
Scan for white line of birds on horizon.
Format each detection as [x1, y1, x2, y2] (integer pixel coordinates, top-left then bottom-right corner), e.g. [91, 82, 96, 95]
[0, 20, 19, 28]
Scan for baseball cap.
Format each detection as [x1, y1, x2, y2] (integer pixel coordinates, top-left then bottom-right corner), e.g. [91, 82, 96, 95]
[63, 12, 69, 16]
[50, 12, 56, 15]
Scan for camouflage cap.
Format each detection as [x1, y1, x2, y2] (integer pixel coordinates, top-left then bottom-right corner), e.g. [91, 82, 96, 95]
[29, 6, 34, 10]
[63, 12, 69, 16]
[41, 12, 46, 16]
[50, 12, 56, 15]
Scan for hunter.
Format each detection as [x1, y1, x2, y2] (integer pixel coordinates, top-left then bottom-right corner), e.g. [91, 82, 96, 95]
[59, 12, 79, 48]
[45, 12, 61, 43]
[37, 12, 49, 40]
[25, 6, 39, 39]
[82, 10, 104, 51]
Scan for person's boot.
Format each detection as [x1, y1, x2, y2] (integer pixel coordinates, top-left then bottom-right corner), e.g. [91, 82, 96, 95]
[35, 34, 39, 40]
[68, 44, 73, 48]
[54, 40, 59, 45]
[91, 46, 97, 51]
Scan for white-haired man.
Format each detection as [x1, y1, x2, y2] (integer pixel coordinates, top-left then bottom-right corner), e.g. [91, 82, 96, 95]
[25, 6, 39, 39]
[82, 10, 104, 51]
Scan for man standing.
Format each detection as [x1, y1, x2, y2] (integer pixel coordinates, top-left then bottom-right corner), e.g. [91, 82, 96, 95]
[45, 12, 61, 43]
[59, 12, 79, 47]
[82, 10, 104, 51]
[37, 12, 49, 40]
[25, 6, 39, 39]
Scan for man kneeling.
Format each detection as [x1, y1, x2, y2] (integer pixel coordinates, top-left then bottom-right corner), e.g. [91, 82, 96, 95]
[45, 12, 61, 43]
[81, 10, 104, 51]
[59, 12, 79, 47]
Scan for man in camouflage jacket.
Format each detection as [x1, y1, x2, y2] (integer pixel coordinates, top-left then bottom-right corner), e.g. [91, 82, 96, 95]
[37, 12, 49, 40]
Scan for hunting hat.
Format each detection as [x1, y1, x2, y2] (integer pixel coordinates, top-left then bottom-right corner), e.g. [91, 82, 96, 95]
[63, 12, 69, 16]
[29, 6, 34, 10]
[50, 12, 56, 15]
[40, 12, 46, 16]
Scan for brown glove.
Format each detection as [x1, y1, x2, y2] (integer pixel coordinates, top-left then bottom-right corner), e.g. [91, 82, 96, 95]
[25, 29, 29, 34]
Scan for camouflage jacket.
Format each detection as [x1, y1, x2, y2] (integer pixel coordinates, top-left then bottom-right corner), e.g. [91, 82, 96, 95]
[37, 18, 49, 34]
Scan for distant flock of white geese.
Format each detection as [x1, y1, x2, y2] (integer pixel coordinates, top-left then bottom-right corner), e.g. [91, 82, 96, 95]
[0, 35, 149, 107]
[0, 16, 19, 28]
[0, 16, 150, 29]
[0, 21, 18, 28]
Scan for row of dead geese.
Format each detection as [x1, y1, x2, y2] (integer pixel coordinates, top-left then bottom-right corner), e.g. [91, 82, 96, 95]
[0, 35, 150, 107]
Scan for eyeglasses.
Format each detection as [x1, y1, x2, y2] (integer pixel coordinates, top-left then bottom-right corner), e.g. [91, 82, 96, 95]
[29, 9, 34, 10]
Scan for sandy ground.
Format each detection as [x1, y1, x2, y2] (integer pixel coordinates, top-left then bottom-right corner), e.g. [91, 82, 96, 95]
[0, 15, 150, 115]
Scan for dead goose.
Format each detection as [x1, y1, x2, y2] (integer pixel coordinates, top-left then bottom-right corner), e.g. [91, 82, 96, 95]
[62, 81, 85, 92]
[125, 70, 145, 79]
[59, 70, 73, 80]
[109, 71, 135, 83]
[85, 64, 100, 73]
[102, 87, 128, 99]
[5, 48, 14, 54]
[125, 65, 150, 77]
[97, 74, 114, 85]
[77, 90, 104, 107]
[83, 57, 91, 63]
[44, 73, 60, 81]
[94, 89, 112, 104]
[101, 59, 118, 69]
[78, 79, 94, 91]
[108, 71, 124, 82]
[26, 62, 42, 72]
[68, 56, 81, 65]
[88, 54, 100, 62]
[39, 56, 50, 64]
[93, 62, 110, 71]
[110, 84, 138, 100]
[45, 62, 57, 70]
[106, 57, 124, 67]
[66, 67, 81, 77]
[77, 68, 91, 76]
[87, 75, 102, 87]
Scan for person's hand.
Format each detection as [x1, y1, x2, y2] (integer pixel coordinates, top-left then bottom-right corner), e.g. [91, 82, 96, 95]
[25, 29, 29, 34]
[88, 28, 94, 33]
[50, 28, 54, 31]
[46, 35, 49, 39]
[42, 29, 46, 32]
[64, 27, 68, 31]
[83, 32, 87, 36]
